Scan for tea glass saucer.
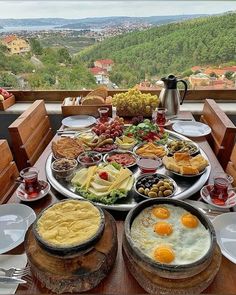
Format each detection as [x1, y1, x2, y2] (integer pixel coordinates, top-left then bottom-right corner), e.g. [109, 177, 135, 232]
[16, 180, 50, 202]
[157, 120, 172, 127]
[200, 184, 236, 209]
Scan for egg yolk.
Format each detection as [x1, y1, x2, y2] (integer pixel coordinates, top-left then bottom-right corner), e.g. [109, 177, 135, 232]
[181, 213, 199, 228]
[154, 222, 173, 236]
[152, 207, 170, 219]
[154, 246, 175, 264]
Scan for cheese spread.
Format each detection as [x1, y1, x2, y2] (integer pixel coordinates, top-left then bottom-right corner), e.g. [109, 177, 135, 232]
[36, 200, 101, 247]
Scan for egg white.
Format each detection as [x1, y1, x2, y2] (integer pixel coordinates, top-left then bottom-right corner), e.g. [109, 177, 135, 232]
[131, 204, 211, 265]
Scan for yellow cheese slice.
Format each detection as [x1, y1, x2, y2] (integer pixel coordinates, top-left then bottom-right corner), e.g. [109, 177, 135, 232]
[84, 166, 97, 190]
[108, 168, 132, 192]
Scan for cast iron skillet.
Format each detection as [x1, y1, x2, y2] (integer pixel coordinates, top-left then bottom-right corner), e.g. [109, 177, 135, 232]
[33, 199, 105, 257]
[124, 198, 216, 279]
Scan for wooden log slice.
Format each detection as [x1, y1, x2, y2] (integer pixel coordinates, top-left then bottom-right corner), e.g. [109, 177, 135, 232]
[25, 210, 117, 294]
[122, 237, 222, 295]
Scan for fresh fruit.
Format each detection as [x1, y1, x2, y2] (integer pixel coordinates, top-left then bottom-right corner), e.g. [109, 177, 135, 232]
[0, 95, 4, 101]
[112, 88, 159, 117]
[92, 116, 124, 139]
[0, 87, 12, 99]
[99, 171, 109, 181]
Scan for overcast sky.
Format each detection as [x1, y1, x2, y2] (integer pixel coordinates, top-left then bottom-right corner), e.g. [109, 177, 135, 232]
[0, 1, 235, 18]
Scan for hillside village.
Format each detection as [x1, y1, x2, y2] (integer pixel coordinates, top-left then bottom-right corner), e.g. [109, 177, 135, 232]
[0, 31, 236, 90]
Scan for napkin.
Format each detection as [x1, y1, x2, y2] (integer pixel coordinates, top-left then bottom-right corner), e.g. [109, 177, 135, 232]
[0, 254, 27, 294]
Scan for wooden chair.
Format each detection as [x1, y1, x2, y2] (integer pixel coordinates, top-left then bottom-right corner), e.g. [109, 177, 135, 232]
[8, 100, 53, 171]
[0, 139, 19, 204]
[226, 144, 236, 186]
[200, 99, 236, 170]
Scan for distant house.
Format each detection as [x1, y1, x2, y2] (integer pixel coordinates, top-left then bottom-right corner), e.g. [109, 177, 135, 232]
[94, 59, 114, 72]
[204, 66, 236, 77]
[191, 66, 203, 73]
[1, 35, 30, 55]
[189, 73, 210, 88]
[90, 66, 110, 85]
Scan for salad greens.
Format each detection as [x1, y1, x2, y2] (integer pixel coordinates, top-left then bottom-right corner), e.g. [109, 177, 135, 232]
[74, 186, 127, 205]
[124, 119, 169, 144]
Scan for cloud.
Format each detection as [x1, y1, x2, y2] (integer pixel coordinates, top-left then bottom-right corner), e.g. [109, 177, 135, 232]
[0, 1, 235, 18]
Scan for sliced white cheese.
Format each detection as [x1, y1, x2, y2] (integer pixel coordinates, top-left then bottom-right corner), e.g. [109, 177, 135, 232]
[90, 181, 109, 192]
[71, 168, 87, 186]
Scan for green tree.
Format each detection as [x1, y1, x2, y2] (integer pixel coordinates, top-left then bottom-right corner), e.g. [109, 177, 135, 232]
[209, 72, 218, 78]
[29, 38, 43, 55]
[58, 48, 71, 64]
[225, 71, 234, 80]
[0, 73, 18, 88]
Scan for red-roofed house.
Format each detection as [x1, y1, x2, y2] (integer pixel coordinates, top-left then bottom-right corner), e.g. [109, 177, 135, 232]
[191, 66, 203, 72]
[90, 67, 109, 85]
[1, 35, 30, 55]
[94, 59, 114, 72]
[204, 66, 236, 77]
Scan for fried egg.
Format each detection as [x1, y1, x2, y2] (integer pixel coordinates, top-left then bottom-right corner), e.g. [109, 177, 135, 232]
[130, 204, 211, 265]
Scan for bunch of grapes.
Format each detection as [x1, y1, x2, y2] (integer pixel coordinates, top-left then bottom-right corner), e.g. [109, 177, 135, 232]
[112, 88, 159, 117]
[92, 117, 124, 139]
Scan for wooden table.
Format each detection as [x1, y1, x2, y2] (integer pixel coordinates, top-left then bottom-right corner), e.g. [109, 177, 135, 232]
[6, 112, 236, 294]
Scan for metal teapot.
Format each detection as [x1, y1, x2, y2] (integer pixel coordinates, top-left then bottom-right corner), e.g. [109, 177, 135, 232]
[159, 74, 188, 117]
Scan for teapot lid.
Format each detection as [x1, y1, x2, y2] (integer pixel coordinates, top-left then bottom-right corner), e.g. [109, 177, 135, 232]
[161, 74, 177, 89]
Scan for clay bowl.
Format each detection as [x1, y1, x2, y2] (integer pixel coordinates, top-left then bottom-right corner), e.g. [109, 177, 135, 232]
[33, 199, 105, 257]
[124, 198, 216, 279]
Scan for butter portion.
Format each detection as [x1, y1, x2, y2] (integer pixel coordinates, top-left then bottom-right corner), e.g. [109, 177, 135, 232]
[37, 200, 101, 247]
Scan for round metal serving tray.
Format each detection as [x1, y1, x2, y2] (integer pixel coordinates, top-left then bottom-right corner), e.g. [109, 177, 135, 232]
[46, 130, 211, 211]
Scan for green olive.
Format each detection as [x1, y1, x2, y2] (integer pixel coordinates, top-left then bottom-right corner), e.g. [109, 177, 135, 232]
[163, 183, 171, 189]
[151, 187, 159, 193]
[159, 185, 166, 191]
[148, 191, 157, 198]
[157, 181, 164, 187]
[144, 188, 150, 195]
[164, 190, 173, 196]
[138, 187, 145, 194]
[158, 191, 163, 197]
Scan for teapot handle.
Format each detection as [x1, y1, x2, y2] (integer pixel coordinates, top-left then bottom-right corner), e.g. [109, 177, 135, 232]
[177, 80, 188, 105]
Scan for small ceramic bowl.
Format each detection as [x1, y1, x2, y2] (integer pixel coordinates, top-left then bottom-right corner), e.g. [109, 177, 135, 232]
[51, 158, 77, 179]
[78, 151, 102, 167]
[137, 157, 162, 173]
[103, 150, 137, 168]
[134, 173, 177, 199]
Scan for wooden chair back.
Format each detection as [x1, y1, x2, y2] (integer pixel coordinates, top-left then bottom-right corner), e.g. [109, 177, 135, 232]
[200, 99, 236, 169]
[0, 140, 19, 204]
[8, 100, 53, 170]
[226, 144, 236, 186]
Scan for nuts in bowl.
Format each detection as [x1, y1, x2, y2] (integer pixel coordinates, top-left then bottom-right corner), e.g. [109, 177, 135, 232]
[51, 158, 77, 179]
[135, 174, 176, 199]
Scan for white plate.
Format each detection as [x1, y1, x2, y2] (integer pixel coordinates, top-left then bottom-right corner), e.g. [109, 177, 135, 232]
[0, 204, 36, 254]
[16, 180, 50, 202]
[201, 185, 236, 209]
[172, 121, 211, 137]
[62, 115, 96, 128]
[212, 213, 236, 264]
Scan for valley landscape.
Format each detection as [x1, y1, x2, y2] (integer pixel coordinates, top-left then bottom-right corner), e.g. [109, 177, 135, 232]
[0, 12, 235, 90]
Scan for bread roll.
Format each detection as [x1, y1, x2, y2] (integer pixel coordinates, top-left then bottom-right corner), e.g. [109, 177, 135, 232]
[81, 95, 105, 105]
[86, 86, 108, 99]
